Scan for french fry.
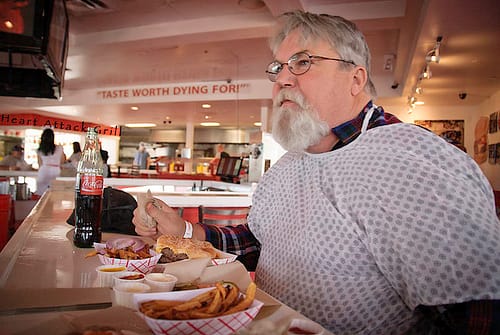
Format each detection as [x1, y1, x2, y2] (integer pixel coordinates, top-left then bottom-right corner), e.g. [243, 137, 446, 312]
[151, 308, 175, 319]
[221, 281, 256, 315]
[216, 281, 228, 300]
[221, 284, 240, 311]
[206, 289, 222, 314]
[141, 300, 182, 310]
[85, 250, 99, 258]
[173, 310, 196, 320]
[172, 299, 203, 312]
[193, 288, 218, 304]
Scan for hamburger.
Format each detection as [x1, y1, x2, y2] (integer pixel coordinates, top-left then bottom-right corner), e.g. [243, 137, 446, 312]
[155, 235, 219, 261]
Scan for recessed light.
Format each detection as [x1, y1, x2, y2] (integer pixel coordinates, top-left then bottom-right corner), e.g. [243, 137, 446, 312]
[130, 106, 139, 111]
[4, 21, 14, 29]
[254, 122, 262, 126]
[200, 122, 220, 127]
[202, 104, 211, 109]
[414, 101, 425, 105]
[124, 123, 156, 128]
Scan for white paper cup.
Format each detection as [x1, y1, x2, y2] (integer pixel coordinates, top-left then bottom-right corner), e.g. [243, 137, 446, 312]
[112, 282, 151, 309]
[96, 264, 127, 287]
[145, 273, 177, 292]
[113, 271, 145, 286]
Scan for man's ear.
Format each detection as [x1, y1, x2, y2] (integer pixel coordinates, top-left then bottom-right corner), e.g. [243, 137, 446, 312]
[351, 66, 368, 96]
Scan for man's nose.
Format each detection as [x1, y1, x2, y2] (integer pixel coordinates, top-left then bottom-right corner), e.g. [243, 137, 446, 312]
[275, 67, 297, 88]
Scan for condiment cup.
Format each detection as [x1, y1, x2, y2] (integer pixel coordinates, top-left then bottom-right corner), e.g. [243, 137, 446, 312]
[112, 282, 151, 309]
[95, 264, 127, 287]
[144, 273, 178, 292]
[113, 271, 145, 286]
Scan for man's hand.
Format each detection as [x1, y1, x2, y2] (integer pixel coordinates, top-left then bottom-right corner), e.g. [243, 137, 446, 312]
[132, 198, 185, 238]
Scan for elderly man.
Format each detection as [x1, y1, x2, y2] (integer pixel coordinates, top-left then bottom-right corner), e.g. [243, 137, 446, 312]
[132, 11, 500, 334]
[0, 145, 32, 170]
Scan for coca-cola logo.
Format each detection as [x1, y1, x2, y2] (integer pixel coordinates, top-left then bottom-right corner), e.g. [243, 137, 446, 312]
[80, 175, 104, 195]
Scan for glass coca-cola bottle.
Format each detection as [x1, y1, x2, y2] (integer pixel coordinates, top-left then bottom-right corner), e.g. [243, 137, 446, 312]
[73, 127, 104, 248]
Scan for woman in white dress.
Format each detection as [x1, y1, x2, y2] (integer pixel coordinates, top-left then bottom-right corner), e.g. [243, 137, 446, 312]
[36, 128, 66, 195]
[67, 141, 82, 168]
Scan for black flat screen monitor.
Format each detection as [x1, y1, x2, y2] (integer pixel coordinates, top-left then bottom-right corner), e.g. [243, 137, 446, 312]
[0, 0, 69, 99]
[216, 157, 243, 182]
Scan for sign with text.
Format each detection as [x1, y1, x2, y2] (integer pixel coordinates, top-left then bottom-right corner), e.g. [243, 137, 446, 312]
[96, 82, 251, 101]
[0, 113, 121, 137]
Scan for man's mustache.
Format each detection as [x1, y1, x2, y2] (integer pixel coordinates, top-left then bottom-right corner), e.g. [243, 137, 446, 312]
[273, 89, 304, 109]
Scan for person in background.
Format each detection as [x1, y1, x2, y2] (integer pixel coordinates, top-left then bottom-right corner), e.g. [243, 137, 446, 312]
[36, 128, 66, 195]
[132, 11, 500, 334]
[133, 142, 150, 170]
[100, 148, 111, 178]
[67, 141, 82, 168]
[0, 145, 32, 170]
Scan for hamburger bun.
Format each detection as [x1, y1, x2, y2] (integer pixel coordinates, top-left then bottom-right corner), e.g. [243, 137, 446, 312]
[155, 235, 219, 259]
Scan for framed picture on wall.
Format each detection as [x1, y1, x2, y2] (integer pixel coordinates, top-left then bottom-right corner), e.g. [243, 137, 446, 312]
[489, 112, 498, 133]
[497, 110, 500, 131]
[414, 120, 465, 150]
[496, 144, 500, 165]
[488, 143, 497, 164]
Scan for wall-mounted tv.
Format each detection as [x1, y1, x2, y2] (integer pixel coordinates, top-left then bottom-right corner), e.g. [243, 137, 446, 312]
[0, 0, 69, 99]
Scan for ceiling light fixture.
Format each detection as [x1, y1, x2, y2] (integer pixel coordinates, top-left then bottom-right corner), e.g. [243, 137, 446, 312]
[426, 51, 440, 64]
[200, 122, 220, 127]
[407, 36, 443, 114]
[421, 64, 432, 79]
[425, 36, 442, 64]
[201, 104, 211, 109]
[3, 20, 14, 30]
[253, 121, 262, 127]
[130, 106, 139, 111]
[124, 123, 156, 128]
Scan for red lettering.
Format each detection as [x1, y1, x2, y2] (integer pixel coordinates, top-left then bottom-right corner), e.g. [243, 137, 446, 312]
[97, 89, 128, 99]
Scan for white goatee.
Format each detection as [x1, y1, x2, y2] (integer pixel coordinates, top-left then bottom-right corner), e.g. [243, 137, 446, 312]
[271, 89, 330, 152]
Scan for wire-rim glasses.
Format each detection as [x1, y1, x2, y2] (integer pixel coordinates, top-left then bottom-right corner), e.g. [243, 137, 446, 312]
[265, 51, 356, 82]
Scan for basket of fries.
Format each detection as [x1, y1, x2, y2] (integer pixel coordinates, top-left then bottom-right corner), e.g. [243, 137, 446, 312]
[92, 238, 162, 274]
[134, 282, 263, 335]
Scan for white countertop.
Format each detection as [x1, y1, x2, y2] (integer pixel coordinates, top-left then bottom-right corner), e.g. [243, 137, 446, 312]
[0, 189, 332, 335]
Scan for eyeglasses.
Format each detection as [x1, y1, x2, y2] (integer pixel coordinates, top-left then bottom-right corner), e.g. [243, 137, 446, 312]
[265, 51, 356, 82]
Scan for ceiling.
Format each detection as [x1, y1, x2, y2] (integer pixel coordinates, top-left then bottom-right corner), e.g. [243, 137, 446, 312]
[0, 0, 499, 131]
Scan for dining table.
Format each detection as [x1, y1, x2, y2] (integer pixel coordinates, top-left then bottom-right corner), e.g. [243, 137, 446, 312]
[0, 187, 333, 335]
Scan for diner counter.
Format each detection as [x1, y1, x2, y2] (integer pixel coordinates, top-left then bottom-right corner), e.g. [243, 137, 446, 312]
[0, 189, 332, 335]
[53, 177, 254, 208]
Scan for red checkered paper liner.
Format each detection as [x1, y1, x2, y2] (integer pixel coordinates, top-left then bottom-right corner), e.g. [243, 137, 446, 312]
[134, 288, 264, 335]
[94, 243, 161, 274]
[210, 250, 237, 266]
